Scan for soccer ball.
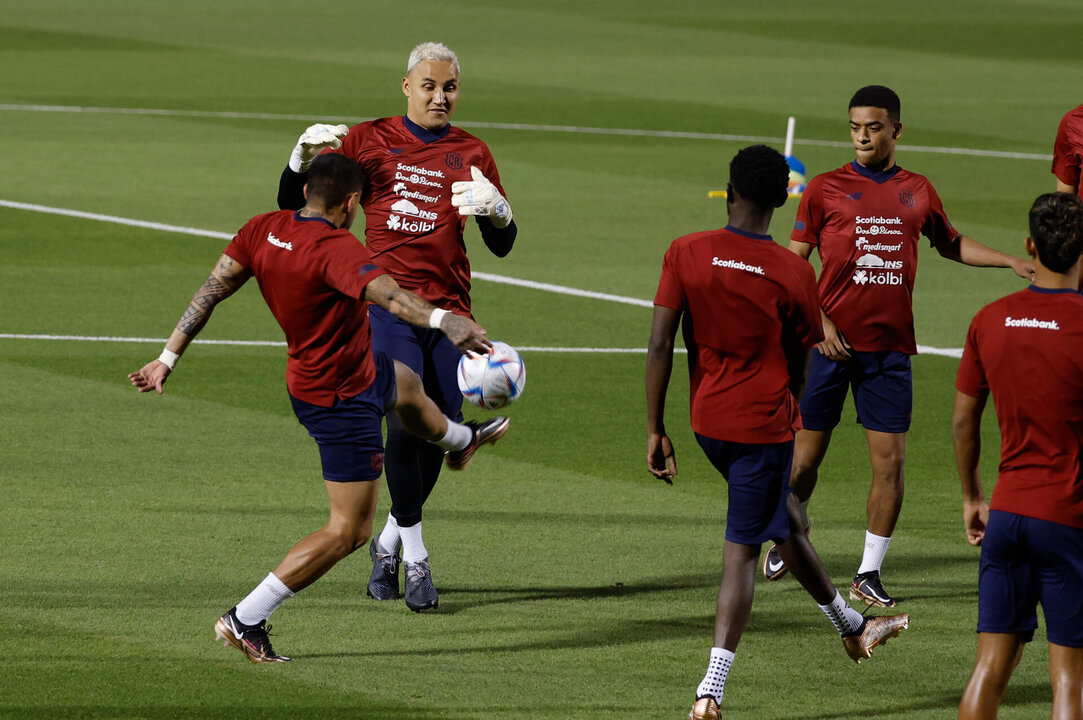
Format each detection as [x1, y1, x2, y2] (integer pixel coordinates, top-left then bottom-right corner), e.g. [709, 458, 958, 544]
[457, 341, 526, 410]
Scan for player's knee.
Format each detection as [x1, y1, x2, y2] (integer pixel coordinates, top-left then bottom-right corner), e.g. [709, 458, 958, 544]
[392, 359, 424, 407]
[326, 523, 372, 558]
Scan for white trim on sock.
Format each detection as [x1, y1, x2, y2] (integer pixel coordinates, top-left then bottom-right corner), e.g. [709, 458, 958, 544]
[435, 420, 472, 451]
[378, 513, 401, 554]
[235, 572, 295, 626]
[857, 530, 892, 575]
[399, 522, 429, 564]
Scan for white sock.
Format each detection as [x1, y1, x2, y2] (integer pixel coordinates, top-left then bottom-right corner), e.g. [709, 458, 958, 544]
[818, 590, 865, 636]
[378, 513, 401, 554]
[400, 522, 429, 564]
[696, 647, 735, 705]
[857, 530, 892, 575]
[434, 420, 472, 451]
[235, 572, 295, 626]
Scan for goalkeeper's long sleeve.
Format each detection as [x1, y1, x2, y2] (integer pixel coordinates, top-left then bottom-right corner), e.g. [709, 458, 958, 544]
[277, 167, 307, 211]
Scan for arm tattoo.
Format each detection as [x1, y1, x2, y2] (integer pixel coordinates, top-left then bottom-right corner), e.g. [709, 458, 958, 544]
[175, 256, 248, 337]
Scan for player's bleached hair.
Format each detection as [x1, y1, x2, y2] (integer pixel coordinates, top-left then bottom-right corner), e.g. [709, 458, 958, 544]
[1029, 192, 1083, 273]
[729, 145, 789, 210]
[407, 42, 460, 75]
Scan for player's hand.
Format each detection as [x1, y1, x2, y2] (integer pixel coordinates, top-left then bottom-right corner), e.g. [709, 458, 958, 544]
[451, 166, 513, 228]
[962, 498, 989, 546]
[647, 432, 677, 484]
[817, 315, 852, 361]
[128, 360, 172, 395]
[288, 123, 350, 173]
[1010, 257, 1036, 281]
[440, 313, 492, 355]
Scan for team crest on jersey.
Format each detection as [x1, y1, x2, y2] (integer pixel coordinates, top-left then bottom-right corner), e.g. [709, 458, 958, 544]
[445, 152, 463, 170]
[898, 190, 915, 208]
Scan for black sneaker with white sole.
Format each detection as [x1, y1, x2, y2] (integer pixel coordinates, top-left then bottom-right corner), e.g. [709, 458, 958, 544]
[404, 558, 439, 612]
[850, 570, 897, 607]
[214, 607, 291, 663]
[366, 536, 401, 600]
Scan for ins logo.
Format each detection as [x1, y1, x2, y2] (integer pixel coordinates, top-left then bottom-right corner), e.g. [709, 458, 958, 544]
[898, 190, 915, 208]
[445, 152, 463, 170]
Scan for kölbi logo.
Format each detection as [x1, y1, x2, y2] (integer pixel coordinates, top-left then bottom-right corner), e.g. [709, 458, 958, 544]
[387, 214, 435, 233]
[853, 269, 902, 286]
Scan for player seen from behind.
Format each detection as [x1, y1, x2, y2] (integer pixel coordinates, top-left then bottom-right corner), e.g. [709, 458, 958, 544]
[129, 154, 509, 663]
[953, 192, 1083, 720]
[645, 145, 910, 720]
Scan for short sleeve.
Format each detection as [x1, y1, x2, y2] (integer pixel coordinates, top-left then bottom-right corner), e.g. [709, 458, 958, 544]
[955, 316, 989, 399]
[223, 217, 257, 268]
[789, 260, 825, 349]
[320, 231, 385, 299]
[653, 243, 687, 311]
[790, 174, 824, 247]
[921, 180, 957, 247]
[1052, 111, 1082, 189]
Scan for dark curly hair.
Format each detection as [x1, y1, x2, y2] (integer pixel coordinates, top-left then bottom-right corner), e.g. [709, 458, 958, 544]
[307, 153, 365, 208]
[730, 145, 789, 210]
[849, 85, 901, 122]
[1029, 192, 1083, 273]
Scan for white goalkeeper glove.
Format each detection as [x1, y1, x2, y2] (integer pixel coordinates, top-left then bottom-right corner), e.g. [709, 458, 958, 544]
[451, 166, 513, 228]
[288, 123, 350, 173]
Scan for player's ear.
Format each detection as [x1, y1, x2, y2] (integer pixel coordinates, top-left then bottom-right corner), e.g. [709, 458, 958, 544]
[1023, 236, 1037, 258]
[726, 182, 735, 205]
[402, 76, 411, 98]
[891, 122, 902, 140]
[302, 184, 309, 201]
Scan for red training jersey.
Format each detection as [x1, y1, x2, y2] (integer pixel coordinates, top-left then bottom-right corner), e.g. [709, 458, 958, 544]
[791, 161, 957, 354]
[331, 116, 507, 316]
[955, 286, 1083, 529]
[654, 226, 824, 444]
[1052, 104, 1083, 201]
[224, 210, 386, 407]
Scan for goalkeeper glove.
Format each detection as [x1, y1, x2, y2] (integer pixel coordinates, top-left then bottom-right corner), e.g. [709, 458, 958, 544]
[288, 123, 350, 173]
[451, 166, 513, 228]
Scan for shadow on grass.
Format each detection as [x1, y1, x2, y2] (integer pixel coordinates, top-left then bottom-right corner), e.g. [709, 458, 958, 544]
[432, 572, 719, 612]
[300, 612, 712, 659]
[759, 681, 1051, 720]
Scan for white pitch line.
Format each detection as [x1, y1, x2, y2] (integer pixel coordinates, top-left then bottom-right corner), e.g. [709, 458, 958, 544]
[0, 333, 680, 353]
[0, 200, 965, 357]
[0, 199, 234, 240]
[0, 103, 1052, 162]
[0, 333, 963, 358]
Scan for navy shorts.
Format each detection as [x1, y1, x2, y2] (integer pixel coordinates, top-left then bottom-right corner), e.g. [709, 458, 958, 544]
[977, 510, 1083, 647]
[289, 351, 397, 483]
[799, 349, 912, 433]
[369, 304, 463, 421]
[695, 433, 793, 546]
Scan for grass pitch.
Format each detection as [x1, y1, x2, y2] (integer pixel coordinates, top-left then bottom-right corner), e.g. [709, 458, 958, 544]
[1, 1, 1079, 718]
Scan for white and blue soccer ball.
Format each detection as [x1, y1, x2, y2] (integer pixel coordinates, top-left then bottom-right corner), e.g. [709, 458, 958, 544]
[457, 341, 526, 410]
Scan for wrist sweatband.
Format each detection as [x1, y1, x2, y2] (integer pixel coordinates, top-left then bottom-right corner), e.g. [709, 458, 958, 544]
[158, 348, 180, 370]
[429, 308, 448, 329]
